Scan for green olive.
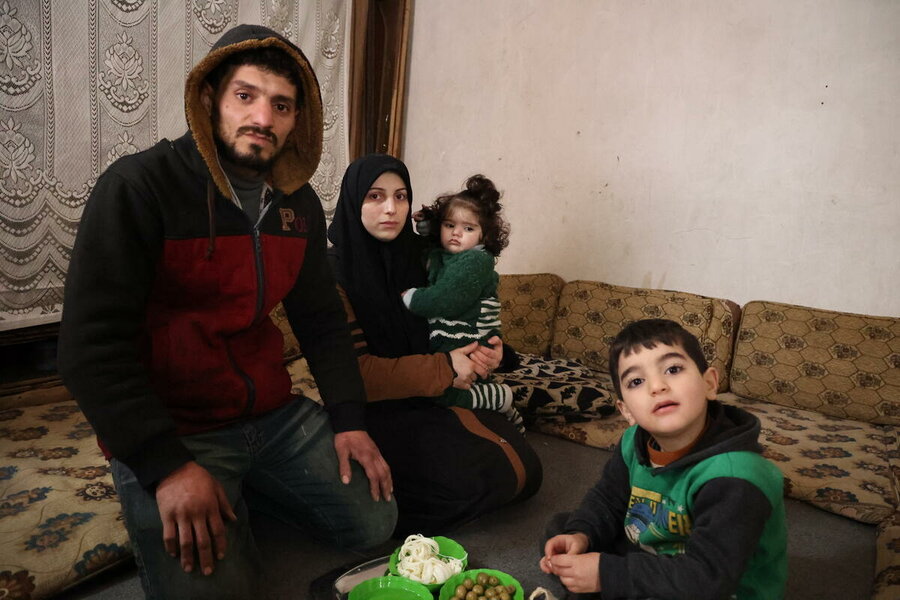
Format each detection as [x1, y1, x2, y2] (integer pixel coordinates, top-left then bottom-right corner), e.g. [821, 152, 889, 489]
[472, 584, 484, 595]
[463, 578, 475, 590]
[499, 593, 511, 600]
[465, 592, 477, 600]
[488, 576, 500, 586]
[485, 588, 497, 598]
[476, 573, 489, 585]
[455, 584, 467, 598]
[506, 585, 517, 594]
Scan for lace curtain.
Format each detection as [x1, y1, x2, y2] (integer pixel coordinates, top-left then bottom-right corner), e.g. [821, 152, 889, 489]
[0, 0, 350, 332]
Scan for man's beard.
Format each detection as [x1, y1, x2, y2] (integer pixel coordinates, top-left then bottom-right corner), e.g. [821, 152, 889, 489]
[214, 128, 278, 173]
[211, 108, 280, 173]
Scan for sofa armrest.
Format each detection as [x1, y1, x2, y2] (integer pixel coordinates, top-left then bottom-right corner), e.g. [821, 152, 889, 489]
[498, 273, 565, 357]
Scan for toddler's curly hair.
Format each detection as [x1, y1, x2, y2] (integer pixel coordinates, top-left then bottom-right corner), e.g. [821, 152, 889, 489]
[427, 174, 510, 257]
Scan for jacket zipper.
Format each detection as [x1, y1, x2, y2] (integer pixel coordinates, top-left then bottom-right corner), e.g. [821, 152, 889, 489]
[240, 189, 281, 417]
[251, 224, 266, 323]
[232, 225, 263, 418]
[217, 178, 273, 418]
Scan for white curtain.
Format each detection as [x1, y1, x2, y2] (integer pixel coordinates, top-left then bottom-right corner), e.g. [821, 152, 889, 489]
[0, 0, 350, 331]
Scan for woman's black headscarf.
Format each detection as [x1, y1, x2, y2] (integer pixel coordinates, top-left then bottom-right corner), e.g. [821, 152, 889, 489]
[327, 154, 431, 357]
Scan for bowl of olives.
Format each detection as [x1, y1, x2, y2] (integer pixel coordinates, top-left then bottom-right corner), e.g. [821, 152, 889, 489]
[438, 569, 524, 600]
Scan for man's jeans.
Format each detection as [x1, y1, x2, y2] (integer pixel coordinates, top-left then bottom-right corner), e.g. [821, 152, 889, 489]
[111, 397, 397, 599]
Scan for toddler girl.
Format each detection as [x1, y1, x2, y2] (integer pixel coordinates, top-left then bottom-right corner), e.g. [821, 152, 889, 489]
[402, 175, 523, 432]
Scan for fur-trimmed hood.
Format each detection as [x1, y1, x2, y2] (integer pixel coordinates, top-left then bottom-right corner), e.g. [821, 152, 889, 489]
[184, 24, 323, 197]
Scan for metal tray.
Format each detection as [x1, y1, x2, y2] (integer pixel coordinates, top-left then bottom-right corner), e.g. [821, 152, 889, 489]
[332, 555, 392, 599]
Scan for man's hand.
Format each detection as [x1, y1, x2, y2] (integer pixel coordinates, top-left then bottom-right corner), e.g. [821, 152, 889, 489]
[468, 336, 503, 377]
[334, 430, 393, 502]
[449, 342, 481, 389]
[155, 461, 237, 576]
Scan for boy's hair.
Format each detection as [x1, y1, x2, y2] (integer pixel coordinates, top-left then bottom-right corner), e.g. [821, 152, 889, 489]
[206, 47, 304, 108]
[608, 318, 709, 399]
[427, 174, 510, 256]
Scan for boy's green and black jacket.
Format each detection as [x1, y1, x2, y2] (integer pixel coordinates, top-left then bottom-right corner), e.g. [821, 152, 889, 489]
[565, 401, 787, 600]
[58, 25, 366, 490]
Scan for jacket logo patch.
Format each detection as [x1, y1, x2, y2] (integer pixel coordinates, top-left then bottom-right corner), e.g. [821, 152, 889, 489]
[279, 208, 308, 233]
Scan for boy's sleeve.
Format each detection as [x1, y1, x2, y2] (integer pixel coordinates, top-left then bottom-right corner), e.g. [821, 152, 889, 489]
[407, 250, 494, 319]
[600, 477, 774, 600]
[564, 444, 632, 552]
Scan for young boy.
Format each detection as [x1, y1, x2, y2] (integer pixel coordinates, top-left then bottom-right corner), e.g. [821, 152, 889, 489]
[540, 319, 787, 599]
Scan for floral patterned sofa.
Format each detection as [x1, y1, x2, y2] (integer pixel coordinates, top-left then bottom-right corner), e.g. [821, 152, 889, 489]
[0, 387, 130, 599]
[1, 273, 897, 599]
[492, 273, 899, 600]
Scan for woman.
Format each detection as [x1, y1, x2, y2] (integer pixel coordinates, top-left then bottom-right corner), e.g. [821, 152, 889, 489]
[327, 154, 542, 536]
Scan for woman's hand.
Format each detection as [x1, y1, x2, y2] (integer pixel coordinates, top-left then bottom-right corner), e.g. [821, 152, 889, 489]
[449, 342, 480, 389]
[468, 335, 503, 378]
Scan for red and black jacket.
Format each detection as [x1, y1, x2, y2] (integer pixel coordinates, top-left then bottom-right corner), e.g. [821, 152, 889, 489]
[58, 26, 365, 489]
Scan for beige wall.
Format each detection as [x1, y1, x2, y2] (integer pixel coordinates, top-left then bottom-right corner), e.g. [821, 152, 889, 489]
[402, 1, 900, 317]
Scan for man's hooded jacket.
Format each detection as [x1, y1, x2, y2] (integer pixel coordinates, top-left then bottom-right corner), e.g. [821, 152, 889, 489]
[58, 25, 366, 489]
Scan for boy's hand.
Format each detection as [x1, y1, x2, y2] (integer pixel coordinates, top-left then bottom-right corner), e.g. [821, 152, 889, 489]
[542, 532, 589, 560]
[544, 551, 602, 594]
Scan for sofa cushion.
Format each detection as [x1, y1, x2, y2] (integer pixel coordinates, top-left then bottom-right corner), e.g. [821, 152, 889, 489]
[874, 511, 900, 600]
[549, 280, 739, 392]
[722, 393, 897, 525]
[495, 354, 617, 424]
[498, 274, 566, 357]
[731, 300, 900, 425]
[0, 400, 131, 599]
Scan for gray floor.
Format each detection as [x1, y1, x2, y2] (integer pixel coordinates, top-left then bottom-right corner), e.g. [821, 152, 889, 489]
[57, 432, 876, 599]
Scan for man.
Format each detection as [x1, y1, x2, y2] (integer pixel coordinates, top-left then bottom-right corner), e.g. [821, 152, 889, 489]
[58, 24, 396, 599]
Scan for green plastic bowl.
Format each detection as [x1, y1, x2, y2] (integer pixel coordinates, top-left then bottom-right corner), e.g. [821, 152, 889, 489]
[438, 568, 525, 600]
[388, 536, 468, 592]
[348, 576, 432, 600]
